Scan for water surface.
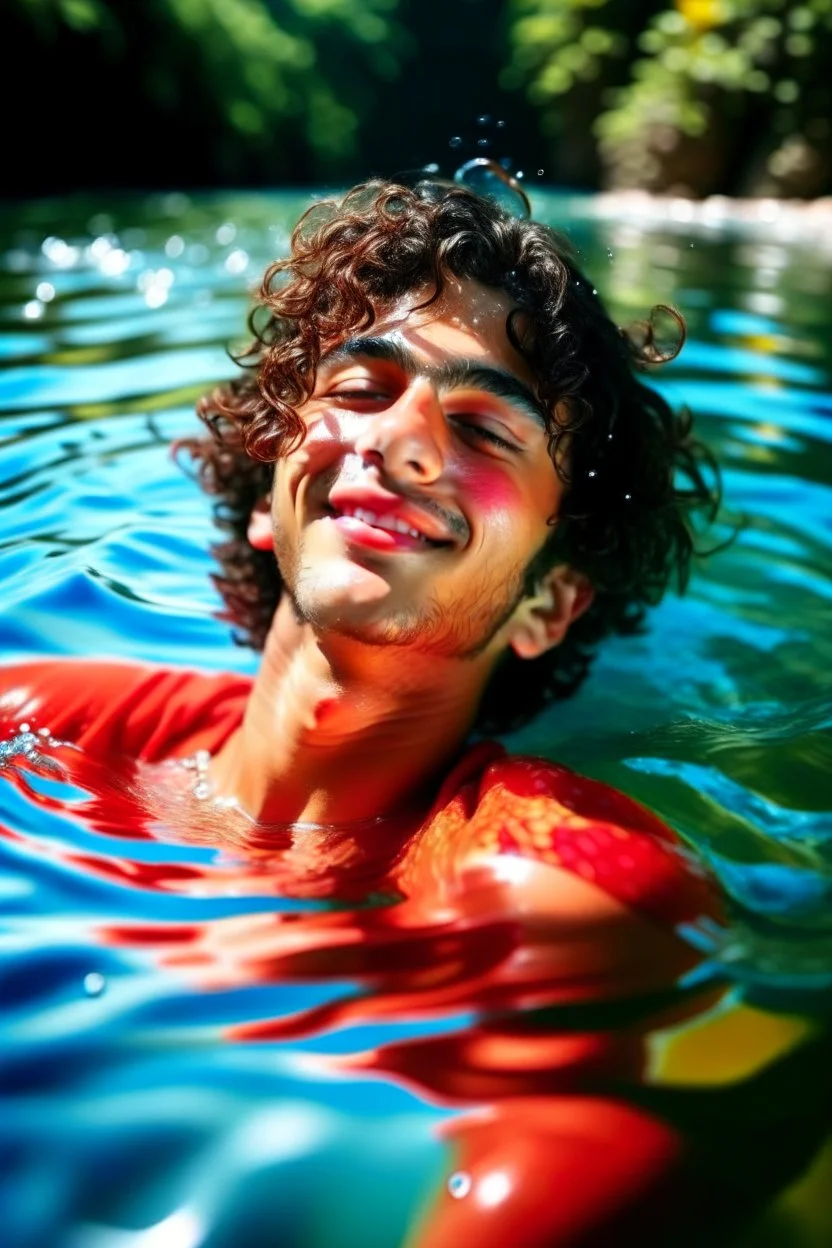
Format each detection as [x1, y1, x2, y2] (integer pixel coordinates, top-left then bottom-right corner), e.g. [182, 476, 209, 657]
[1, 190, 831, 1247]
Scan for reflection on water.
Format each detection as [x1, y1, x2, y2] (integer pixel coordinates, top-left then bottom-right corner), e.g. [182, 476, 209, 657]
[1, 191, 831, 1247]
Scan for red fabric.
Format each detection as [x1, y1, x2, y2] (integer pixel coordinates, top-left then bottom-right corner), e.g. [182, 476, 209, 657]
[0, 659, 718, 928]
[0, 659, 250, 760]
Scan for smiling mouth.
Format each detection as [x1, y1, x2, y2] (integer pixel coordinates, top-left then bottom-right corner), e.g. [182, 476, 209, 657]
[323, 505, 451, 549]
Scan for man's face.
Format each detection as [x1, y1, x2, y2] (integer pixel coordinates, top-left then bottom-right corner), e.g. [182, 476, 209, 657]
[269, 279, 564, 661]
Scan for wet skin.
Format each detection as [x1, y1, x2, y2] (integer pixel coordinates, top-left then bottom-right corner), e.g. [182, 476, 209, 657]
[210, 280, 593, 829]
[269, 281, 569, 658]
[185, 280, 709, 1245]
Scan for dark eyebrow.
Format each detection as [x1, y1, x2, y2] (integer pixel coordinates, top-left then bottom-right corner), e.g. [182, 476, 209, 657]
[321, 335, 548, 429]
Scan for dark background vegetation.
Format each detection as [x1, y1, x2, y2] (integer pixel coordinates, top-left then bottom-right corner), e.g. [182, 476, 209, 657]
[5, 0, 832, 198]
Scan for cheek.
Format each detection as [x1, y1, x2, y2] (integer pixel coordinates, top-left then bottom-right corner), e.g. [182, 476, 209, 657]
[461, 465, 555, 547]
[461, 464, 523, 514]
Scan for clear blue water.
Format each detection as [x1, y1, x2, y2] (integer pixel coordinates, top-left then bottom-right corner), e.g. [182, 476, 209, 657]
[1, 191, 831, 1246]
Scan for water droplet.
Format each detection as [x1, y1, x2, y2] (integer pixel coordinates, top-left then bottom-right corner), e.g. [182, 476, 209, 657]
[449, 136, 463, 149]
[19, 723, 30, 733]
[84, 972, 106, 997]
[689, 242, 695, 248]
[193, 781, 212, 800]
[476, 114, 491, 126]
[35, 281, 55, 302]
[515, 170, 524, 179]
[448, 1171, 472, 1199]
[453, 158, 531, 219]
[477, 138, 490, 148]
[607, 432, 613, 440]
[592, 287, 598, 295]
[624, 493, 632, 500]
[588, 470, 597, 478]
[23, 300, 43, 320]
[215, 222, 236, 245]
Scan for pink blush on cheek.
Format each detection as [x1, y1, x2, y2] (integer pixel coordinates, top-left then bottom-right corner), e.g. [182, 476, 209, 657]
[462, 470, 523, 514]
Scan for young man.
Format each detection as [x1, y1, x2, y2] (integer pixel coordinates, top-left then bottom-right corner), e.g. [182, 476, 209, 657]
[2, 178, 736, 1244]
[3, 176, 719, 915]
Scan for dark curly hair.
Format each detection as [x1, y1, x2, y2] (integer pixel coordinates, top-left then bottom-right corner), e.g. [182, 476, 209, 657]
[181, 178, 721, 734]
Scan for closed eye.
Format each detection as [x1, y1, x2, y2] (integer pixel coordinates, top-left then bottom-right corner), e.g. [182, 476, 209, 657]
[453, 420, 519, 452]
[329, 388, 391, 404]
[327, 387, 520, 451]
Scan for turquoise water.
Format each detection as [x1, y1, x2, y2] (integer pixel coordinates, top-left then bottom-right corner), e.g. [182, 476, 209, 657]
[1, 191, 831, 1246]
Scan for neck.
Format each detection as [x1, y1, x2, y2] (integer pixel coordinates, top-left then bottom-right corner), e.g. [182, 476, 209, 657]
[209, 598, 494, 829]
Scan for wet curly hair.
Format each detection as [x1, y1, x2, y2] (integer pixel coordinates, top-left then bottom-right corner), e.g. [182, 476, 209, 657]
[182, 178, 720, 735]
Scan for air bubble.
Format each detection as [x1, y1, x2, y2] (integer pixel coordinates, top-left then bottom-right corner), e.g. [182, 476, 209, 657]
[496, 119, 506, 128]
[477, 138, 490, 148]
[84, 972, 106, 997]
[476, 115, 491, 126]
[588, 470, 597, 478]
[422, 162, 440, 174]
[537, 169, 544, 176]
[449, 136, 463, 149]
[448, 1171, 472, 1199]
[453, 158, 531, 219]
[606, 248, 615, 262]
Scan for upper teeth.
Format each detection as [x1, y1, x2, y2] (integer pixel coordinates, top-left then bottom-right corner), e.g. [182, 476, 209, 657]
[344, 507, 426, 540]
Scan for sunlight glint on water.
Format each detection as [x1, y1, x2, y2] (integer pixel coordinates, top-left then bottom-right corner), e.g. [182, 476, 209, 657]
[1, 191, 831, 1248]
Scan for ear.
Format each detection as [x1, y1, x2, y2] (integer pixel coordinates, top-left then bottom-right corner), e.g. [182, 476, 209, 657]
[247, 496, 273, 551]
[506, 565, 594, 661]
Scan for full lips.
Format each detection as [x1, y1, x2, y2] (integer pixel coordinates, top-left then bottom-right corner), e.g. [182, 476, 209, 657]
[329, 513, 436, 552]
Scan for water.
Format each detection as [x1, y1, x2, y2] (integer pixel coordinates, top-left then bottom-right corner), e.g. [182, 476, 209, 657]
[1, 191, 831, 1247]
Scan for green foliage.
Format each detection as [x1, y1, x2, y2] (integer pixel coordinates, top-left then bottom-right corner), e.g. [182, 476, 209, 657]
[13, 0, 406, 175]
[503, 0, 638, 104]
[506, 0, 832, 194]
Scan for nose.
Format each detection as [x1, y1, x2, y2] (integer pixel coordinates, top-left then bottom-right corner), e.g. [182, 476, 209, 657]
[353, 377, 447, 485]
